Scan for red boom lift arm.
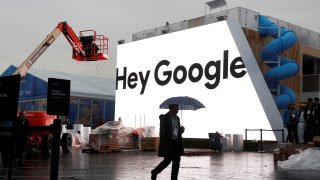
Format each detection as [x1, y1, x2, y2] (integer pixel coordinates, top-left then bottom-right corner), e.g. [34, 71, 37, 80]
[13, 21, 108, 77]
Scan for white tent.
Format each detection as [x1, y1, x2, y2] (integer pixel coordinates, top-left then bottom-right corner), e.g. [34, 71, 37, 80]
[28, 68, 115, 100]
[2, 65, 115, 100]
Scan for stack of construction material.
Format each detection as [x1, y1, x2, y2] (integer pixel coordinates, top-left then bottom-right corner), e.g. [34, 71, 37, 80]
[101, 127, 136, 149]
[313, 136, 320, 147]
[89, 133, 110, 151]
[274, 143, 296, 161]
[278, 147, 320, 170]
[140, 137, 159, 151]
[88, 121, 137, 151]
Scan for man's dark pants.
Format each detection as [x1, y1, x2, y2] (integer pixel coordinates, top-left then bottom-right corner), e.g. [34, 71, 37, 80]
[152, 140, 181, 180]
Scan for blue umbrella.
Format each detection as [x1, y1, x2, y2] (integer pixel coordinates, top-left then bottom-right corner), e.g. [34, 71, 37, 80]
[159, 96, 205, 124]
[159, 96, 205, 110]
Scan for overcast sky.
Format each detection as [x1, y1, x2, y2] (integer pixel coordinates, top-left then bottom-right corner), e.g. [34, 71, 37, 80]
[1, 0, 319, 80]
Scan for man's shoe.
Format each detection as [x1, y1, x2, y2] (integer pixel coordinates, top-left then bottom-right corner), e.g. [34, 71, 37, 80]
[18, 161, 24, 167]
[151, 170, 157, 180]
[3, 164, 9, 169]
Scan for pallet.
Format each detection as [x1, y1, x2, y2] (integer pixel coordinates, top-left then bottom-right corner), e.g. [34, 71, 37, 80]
[81, 148, 122, 154]
[140, 137, 159, 151]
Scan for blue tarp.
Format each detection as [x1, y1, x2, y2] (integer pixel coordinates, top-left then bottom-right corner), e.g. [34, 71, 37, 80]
[1, 65, 47, 100]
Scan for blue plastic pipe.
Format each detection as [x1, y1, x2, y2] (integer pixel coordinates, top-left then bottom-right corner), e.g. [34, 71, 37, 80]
[275, 85, 296, 109]
[258, 15, 299, 109]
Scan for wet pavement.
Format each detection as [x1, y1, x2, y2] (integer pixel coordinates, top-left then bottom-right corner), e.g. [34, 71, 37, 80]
[1, 148, 320, 180]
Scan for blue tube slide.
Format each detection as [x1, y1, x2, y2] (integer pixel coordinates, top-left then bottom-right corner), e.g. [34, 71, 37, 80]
[258, 15, 299, 109]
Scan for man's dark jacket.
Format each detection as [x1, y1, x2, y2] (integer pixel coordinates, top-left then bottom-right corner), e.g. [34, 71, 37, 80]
[13, 117, 31, 149]
[158, 112, 184, 157]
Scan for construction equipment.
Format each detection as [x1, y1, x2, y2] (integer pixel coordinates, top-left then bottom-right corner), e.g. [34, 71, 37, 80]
[12, 21, 108, 78]
[24, 111, 73, 155]
[1, 22, 108, 155]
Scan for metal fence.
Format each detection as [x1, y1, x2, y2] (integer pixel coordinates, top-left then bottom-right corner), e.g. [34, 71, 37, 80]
[245, 128, 284, 152]
[132, 7, 320, 50]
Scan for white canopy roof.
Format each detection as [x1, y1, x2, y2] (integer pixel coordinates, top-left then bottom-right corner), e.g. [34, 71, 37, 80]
[27, 67, 115, 100]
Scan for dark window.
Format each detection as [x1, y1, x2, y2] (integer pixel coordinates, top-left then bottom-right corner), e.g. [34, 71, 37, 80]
[302, 54, 320, 75]
[302, 54, 320, 92]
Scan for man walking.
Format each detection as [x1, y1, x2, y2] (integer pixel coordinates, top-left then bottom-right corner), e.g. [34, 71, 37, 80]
[13, 111, 31, 165]
[151, 104, 185, 180]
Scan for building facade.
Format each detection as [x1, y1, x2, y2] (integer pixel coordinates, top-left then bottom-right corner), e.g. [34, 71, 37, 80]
[132, 7, 320, 105]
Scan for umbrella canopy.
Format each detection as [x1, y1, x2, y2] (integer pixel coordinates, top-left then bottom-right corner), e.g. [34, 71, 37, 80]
[159, 96, 205, 110]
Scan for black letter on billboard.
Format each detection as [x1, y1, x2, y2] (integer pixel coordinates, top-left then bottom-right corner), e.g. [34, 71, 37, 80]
[155, 60, 171, 86]
[173, 65, 187, 84]
[189, 63, 203, 83]
[230, 57, 247, 78]
[139, 71, 150, 95]
[128, 72, 138, 89]
[223, 50, 228, 79]
[116, 67, 126, 90]
[204, 60, 221, 89]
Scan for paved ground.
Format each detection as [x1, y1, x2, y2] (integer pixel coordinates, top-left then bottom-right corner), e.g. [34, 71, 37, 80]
[1, 148, 320, 180]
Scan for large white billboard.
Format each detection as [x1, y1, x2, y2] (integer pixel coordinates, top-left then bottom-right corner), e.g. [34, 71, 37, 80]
[116, 20, 284, 141]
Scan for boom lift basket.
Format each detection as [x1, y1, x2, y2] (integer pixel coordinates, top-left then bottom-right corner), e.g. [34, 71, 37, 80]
[73, 30, 108, 61]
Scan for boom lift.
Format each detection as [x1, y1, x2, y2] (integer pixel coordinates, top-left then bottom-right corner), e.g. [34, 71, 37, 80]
[1, 22, 109, 154]
[13, 21, 108, 77]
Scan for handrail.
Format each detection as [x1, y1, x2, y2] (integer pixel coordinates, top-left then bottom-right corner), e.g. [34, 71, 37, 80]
[245, 128, 284, 152]
[132, 7, 320, 50]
